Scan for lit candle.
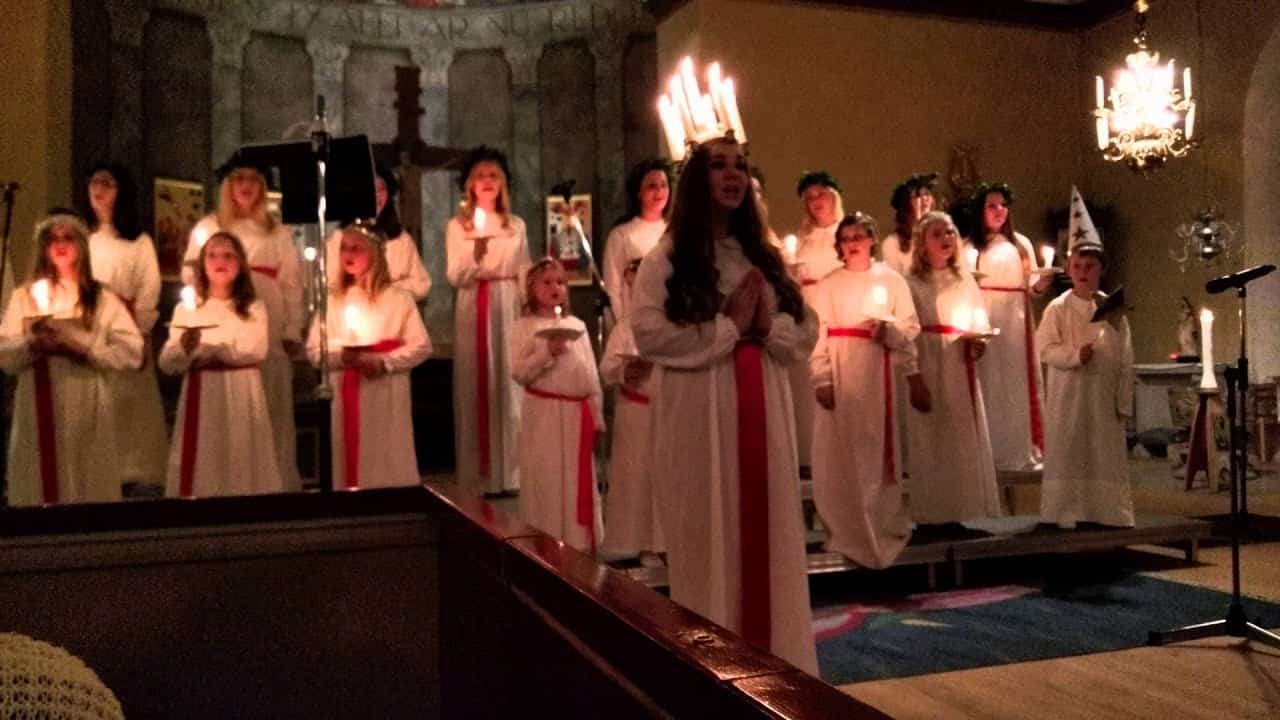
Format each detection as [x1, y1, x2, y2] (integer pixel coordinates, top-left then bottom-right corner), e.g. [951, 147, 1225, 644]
[1041, 245, 1055, 268]
[679, 57, 704, 133]
[951, 304, 973, 332]
[192, 225, 210, 250]
[31, 279, 51, 315]
[973, 307, 990, 332]
[721, 78, 746, 143]
[872, 285, 888, 313]
[344, 304, 361, 345]
[965, 246, 979, 270]
[670, 75, 696, 139]
[1096, 115, 1110, 151]
[657, 96, 687, 159]
[1183, 66, 1192, 100]
[473, 207, 487, 233]
[1185, 103, 1196, 139]
[303, 246, 317, 262]
[1199, 308, 1217, 391]
[1095, 75, 1105, 109]
[180, 284, 197, 312]
[783, 234, 797, 263]
[554, 305, 563, 323]
[707, 62, 728, 124]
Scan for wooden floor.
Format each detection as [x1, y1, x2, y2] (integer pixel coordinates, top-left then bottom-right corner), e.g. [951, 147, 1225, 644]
[839, 542, 1280, 719]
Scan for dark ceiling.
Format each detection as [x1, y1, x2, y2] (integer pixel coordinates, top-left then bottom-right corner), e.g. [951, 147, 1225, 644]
[645, 0, 1135, 30]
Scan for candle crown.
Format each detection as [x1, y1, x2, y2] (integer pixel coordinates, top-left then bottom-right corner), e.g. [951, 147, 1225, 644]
[657, 56, 748, 162]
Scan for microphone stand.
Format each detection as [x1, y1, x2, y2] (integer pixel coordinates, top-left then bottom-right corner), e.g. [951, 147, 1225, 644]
[569, 217, 613, 350]
[309, 97, 334, 492]
[1149, 275, 1280, 650]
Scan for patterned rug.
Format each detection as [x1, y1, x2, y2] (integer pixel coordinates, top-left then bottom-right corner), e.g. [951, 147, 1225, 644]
[814, 573, 1280, 685]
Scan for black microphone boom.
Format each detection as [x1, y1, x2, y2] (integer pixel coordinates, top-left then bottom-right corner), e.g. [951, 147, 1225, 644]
[1205, 264, 1276, 294]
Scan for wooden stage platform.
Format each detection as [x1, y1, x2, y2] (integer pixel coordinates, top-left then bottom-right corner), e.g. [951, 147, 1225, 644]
[625, 513, 1213, 590]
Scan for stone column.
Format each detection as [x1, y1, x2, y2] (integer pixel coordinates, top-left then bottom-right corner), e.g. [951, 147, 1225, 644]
[591, 34, 626, 247]
[207, 20, 250, 170]
[410, 46, 456, 345]
[503, 42, 545, 257]
[306, 39, 350, 136]
[104, 0, 148, 178]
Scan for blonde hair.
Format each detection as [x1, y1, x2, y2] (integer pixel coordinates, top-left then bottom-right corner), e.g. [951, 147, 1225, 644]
[331, 224, 392, 300]
[798, 186, 846, 235]
[523, 257, 564, 316]
[909, 211, 962, 279]
[215, 170, 278, 232]
[458, 160, 513, 231]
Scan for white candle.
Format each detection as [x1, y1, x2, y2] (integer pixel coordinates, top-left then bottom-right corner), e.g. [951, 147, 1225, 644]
[473, 207, 487, 233]
[679, 58, 704, 132]
[872, 285, 888, 313]
[1041, 245, 1055, 268]
[180, 284, 197, 312]
[1183, 66, 1192, 100]
[554, 305, 563, 322]
[669, 75, 696, 138]
[657, 96, 686, 159]
[1096, 115, 1110, 151]
[973, 307, 990, 332]
[1185, 103, 1196, 140]
[192, 224, 210, 250]
[31, 279, 51, 315]
[345, 304, 361, 344]
[1199, 308, 1217, 391]
[965, 246, 979, 270]
[951, 304, 973, 332]
[1095, 75, 1105, 109]
[707, 62, 727, 124]
[783, 234, 797, 263]
[722, 78, 746, 143]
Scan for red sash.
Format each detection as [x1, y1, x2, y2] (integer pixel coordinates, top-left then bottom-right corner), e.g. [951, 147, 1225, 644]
[341, 339, 405, 489]
[827, 327, 896, 485]
[733, 342, 771, 651]
[178, 361, 261, 498]
[978, 285, 1045, 453]
[475, 276, 517, 478]
[619, 386, 650, 405]
[33, 358, 59, 504]
[922, 324, 979, 422]
[800, 279, 819, 287]
[250, 265, 279, 279]
[524, 386, 598, 552]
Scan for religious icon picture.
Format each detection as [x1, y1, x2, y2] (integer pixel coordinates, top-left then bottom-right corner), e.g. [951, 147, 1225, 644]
[153, 178, 205, 280]
[545, 193, 594, 286]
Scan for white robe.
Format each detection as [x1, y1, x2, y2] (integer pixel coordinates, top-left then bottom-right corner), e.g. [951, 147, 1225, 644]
[810, 264, 918, 568]
[970, 232, 1045, 470]
[1036, 291, 1136, 527]
[325, 229, 432, 301]
[447, 215, 530, 495]
[599, 316, 663, 555]
[904, 269, 1002, 524]
[788, 221, 842, 469]
[89, 226, 168, 485]
[159, 298, 280, 498]
[185, 216, 303, 489]
[879, 232, 913, 276]
[307, 286, 432, 489]
[511, 314, 604, 552]
[0, 281, 143, 506]
[632, 235, 819, 675]
[602, 217, 666, 324]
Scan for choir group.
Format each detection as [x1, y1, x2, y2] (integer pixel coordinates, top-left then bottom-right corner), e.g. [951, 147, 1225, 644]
[0, 134, 1136, 672]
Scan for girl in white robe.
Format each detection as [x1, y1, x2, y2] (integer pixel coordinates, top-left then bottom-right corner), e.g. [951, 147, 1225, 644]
[512, 259, 604, 552]
[810, 214, 919, 568]
[160, 231, 280, 498]
[447, 147, 530, 496]
[787, 172, 845, 471]
[184, 157, 303, 490]
[309, 224, 433, 490]
[880, 173, 938, 276]
[965, 183, 1052, 471]
[599, 258, 663, 561]
[903, 212, 1002, 525]
[632, 138, 819, 674]
[82, 163, 168, 487]
[1036, 244, 1135, 528]
[324, 165, 431, 302]
[0, 212, 143, 506]
[602, 159, 671, 324]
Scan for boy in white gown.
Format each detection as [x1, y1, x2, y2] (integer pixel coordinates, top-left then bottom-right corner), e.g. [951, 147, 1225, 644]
[632, 138, 819, 674]
[0, 212, 143, 506]
[511, 259, 604, 552]
[161, 232, 280, 497]
[309, 223, 433, 490]
[1035, 219, 1135, 528]
[810, 213, 919, 568]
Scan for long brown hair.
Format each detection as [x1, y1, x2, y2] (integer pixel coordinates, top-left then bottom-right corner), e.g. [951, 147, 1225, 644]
[332, 224, 392, 300]
[195, 231, 256, 319]
[664, 138, 804, 325]
[29, 211, 101, 328]
[969, 183, 1027, 264]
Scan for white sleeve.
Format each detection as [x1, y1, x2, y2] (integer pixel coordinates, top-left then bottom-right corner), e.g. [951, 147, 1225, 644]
[0, 289, 33, 373]
[511, 319, 556, 386]
[389, 233, 432, 301]
[1036, 300, 1081, 370]
[133, 233, 163, 333]
[275, 227, 304, 343]
[209, 302, 270, 366]
[381, 291, 432, 373]
[809, 282, 833, 389]
[445, 218, 480, 288]
[87, 293, 145, 371]
[630, 243, 740, 369]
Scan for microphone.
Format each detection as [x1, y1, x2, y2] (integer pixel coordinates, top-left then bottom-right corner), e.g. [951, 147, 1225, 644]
[1205, 264, 1276, 294]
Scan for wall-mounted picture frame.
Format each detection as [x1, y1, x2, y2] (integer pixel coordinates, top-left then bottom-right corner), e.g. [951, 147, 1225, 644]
[153, 178, 205, 280]
[546, 193, 594, 286]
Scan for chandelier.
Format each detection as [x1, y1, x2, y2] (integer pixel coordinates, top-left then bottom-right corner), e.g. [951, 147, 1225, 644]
[1092, 1, 1196, 172]
[1170, 208, 1237, 272]
[657, 57, 746, 162]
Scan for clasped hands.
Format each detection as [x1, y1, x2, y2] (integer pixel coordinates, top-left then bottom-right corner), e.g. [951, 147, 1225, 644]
[341, 347, 387, 378]
[27, 318, 89, 363]
[722, 269, 773, 340]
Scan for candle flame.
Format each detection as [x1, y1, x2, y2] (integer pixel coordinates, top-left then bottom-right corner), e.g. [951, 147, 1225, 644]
[951, 305, 973, 331]
[31, 279, 50, 313]
[180, 284, 197, 311]
[345, 304, 361, 343]
[965, 246, 979, 270]
[973, 307, 989, 331]
[473, 207, 487, 232]
[872, 285, 888, 307]
[1199, 308, 1213, 323]
[554, 305, 563, 320]
[783, 234, 797, 258]
[303, 246, 317, 262]
[1041, 245, 1055, 268]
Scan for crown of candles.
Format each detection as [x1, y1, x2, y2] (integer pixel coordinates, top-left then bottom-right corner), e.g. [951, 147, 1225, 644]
[657, 57, 747, 162]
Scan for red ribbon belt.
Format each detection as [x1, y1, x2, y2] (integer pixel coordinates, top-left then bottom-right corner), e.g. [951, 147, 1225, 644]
[33, 358, 58, 504]
[827, 327, 896, 485]
[922, 324, 978, 423]
[341, 339, 406, 489]
[475, 276, 517, 477]
[178, 361, 260, 498]
[619, 386, 650, 405]
[250, 265, 279, 279]
[979, 285, 1045, 453]
[524, 386, 598, 552]
[733, 342, 771, 651]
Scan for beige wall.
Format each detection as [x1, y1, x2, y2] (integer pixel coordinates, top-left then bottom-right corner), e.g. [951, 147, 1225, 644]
[0, 0, 73, 289]
[657, 0, 1280, 376]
